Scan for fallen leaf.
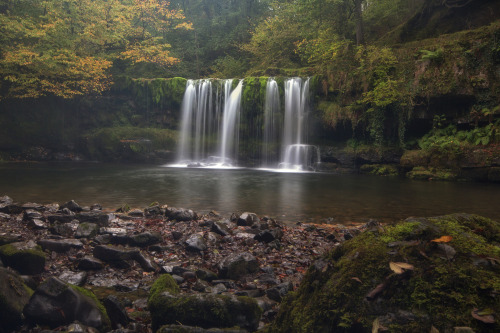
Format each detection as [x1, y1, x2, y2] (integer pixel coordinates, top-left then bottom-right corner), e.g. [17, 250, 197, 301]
[430, 325, 440, 333]
[431, 235, 453, 243]
[351, 277, 362, 283]
[366, 281, 388, 300]
[471, 308, 495, 323]
[372, 317, 380, 333]
[389, 262, 414, 274]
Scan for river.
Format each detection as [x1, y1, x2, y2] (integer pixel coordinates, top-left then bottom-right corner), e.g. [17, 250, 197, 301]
[1, 162, 499, 224]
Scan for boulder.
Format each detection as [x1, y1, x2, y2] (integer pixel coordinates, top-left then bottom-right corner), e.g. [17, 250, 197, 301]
[254, 228, 283, 243]
[165, 207, 197, 221]
[77, 211, 110, 227]
[0, 242, 46, 275]
[217, 252, 259, 280]
[77, 256, 105, 270]
[93, 245, 140, 263]
[129, 231, 163, 247]
[0, 267, 33, 331]
[58, 270, 88, 286]
[61, 200, 83, 212]
[271, 214, 500, 332]
[102, 295, 130, 329]
[211, 221, 232, 236]
[265, 282, 293, 302]
[24, 277, 111, 330]
[49, 220, 79, 237]
[185, 233, 207, 252]
[237, 212, 259, 226]
[149, 274, 261, 332]
[75, 222, 99, 238]
[128, 208, 144, 217]
[38, 238, 84, 253]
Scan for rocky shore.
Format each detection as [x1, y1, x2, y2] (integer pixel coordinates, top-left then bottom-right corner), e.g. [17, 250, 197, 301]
[0, 195, 371, 333]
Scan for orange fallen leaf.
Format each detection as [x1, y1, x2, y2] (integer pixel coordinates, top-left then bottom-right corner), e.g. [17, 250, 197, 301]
[389, 262, 414, 274]
[471, 308, 495, 324]
[351, 277, 362, 283]
[431, 235, 453, 243]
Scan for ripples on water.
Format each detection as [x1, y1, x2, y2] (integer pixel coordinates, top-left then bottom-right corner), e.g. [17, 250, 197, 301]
[1, 162, 499, 224]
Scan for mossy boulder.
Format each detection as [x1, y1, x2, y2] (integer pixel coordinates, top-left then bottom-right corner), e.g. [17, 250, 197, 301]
[359, 164, 399, 176]
[270, 214, 500, 332]
[0, 242, 46, 275]
[24, 277, 111, 331]
[148, 275, 261, 332]
[407, 167, 458, 181]
[0, 267, 34, 331]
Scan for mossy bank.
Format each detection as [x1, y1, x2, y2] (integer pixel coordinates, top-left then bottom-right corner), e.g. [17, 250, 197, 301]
[270, 214, 500, 332]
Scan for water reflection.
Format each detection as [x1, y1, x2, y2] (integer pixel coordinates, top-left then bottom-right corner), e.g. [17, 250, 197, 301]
[0, 162, 499, 223]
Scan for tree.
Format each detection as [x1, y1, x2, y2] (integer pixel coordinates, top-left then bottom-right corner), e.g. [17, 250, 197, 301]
[0, 0, 191, 99]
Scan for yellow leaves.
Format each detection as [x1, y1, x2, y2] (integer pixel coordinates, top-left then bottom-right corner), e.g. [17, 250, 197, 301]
[389, 262, 414, 274]
[175, 22, 193, 30]
[121, 42, 179, 68]
[431, 235, 453, 243]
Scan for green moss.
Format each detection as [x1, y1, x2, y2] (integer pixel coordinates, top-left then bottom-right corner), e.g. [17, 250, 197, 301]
[271, 214, 500, 332]
[360, 164, 399, 176]
[69, 284, 111, 332]
[148, 274, 180, 305]
[0, 244, 46, 275]
[407, 167, 458, 181]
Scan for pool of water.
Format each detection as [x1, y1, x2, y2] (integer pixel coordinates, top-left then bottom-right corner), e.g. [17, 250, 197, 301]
[1, 162, 499, 224]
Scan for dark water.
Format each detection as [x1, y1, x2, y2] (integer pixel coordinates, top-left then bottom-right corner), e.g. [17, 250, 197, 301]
[1, 162, 499, 224]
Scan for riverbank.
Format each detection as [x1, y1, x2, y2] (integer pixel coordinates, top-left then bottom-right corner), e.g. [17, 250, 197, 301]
[0, 195, 371, 332]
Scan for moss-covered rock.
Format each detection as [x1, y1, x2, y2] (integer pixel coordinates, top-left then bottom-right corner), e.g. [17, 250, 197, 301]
[0, 267, 34, 331]
[24, 277, 111, 332]
[270, 214, 500, 333]
[149, 293, 262, 332]
[0, 243, 46, 275]
[360, 164, 399, 176]
[148, 274, 180, 304]
[407, 167, 458, 181]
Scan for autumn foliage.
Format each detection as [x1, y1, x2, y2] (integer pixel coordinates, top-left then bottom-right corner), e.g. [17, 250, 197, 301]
[0, 0, 191, 100]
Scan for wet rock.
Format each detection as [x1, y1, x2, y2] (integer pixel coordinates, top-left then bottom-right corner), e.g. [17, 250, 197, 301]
[134, 252, 156, 272]
[27, 219, 48, 229]
[192, 280, 210, 292]
[0, 242, 46, 275]
[211, 283, 227, 294]
[24, 277, 110, 330]
[237, 212, 259, 226]
[47, 213, 75, 224]
[217, 252, 259, 280]
[91, 203, 102, 211]
[0, 267, 33, 332]
[195, 268, 218, 282]
[161, 262, 188, 275]
[266, 282, 293, 302]
[38, 238, 84, 253]
[128, 209, 144, 218]
[75, 222, 99, 238]
[145, 205, 162, 216]
[171, 274, 185, 284]
[0, 233, 21, 246]
[254, 228, 283, 243]
[77, 256, 105, 270]
[165, 207, 197, 221]
[23, 209, 43, 221]
[78, 211, 110, 227]
[61, 200, 83, 212]
[185, 233, 207, 252]
[21, 202, 45, 211]
[49, 220, 79, 237]
[149, 292, 262, 332]
[58, 270, 87, 286]
[103, 295, 130, 329]
[129, 231, 162, 247]
[93, 245, 140, 265]
[211, 221, 232, 236]
[0, 196, 21, 214]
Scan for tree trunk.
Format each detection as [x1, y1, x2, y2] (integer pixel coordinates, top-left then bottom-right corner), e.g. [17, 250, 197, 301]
[354, 0, 364, 46]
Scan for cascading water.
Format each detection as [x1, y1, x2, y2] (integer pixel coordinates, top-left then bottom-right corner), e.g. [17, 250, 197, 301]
[278, 77, 320, 171]
[174, 79, 242, 168]
[172, 77, 320, 171]
[261, 78, 281, 167]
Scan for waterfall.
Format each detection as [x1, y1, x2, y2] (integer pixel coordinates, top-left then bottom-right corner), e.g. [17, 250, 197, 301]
[173, 77, 319, 171]
[219, 80, 243, 165]
[175, 79, 242, 167]
[262, 78, 281, 167]
[278, 78, 319, 171]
